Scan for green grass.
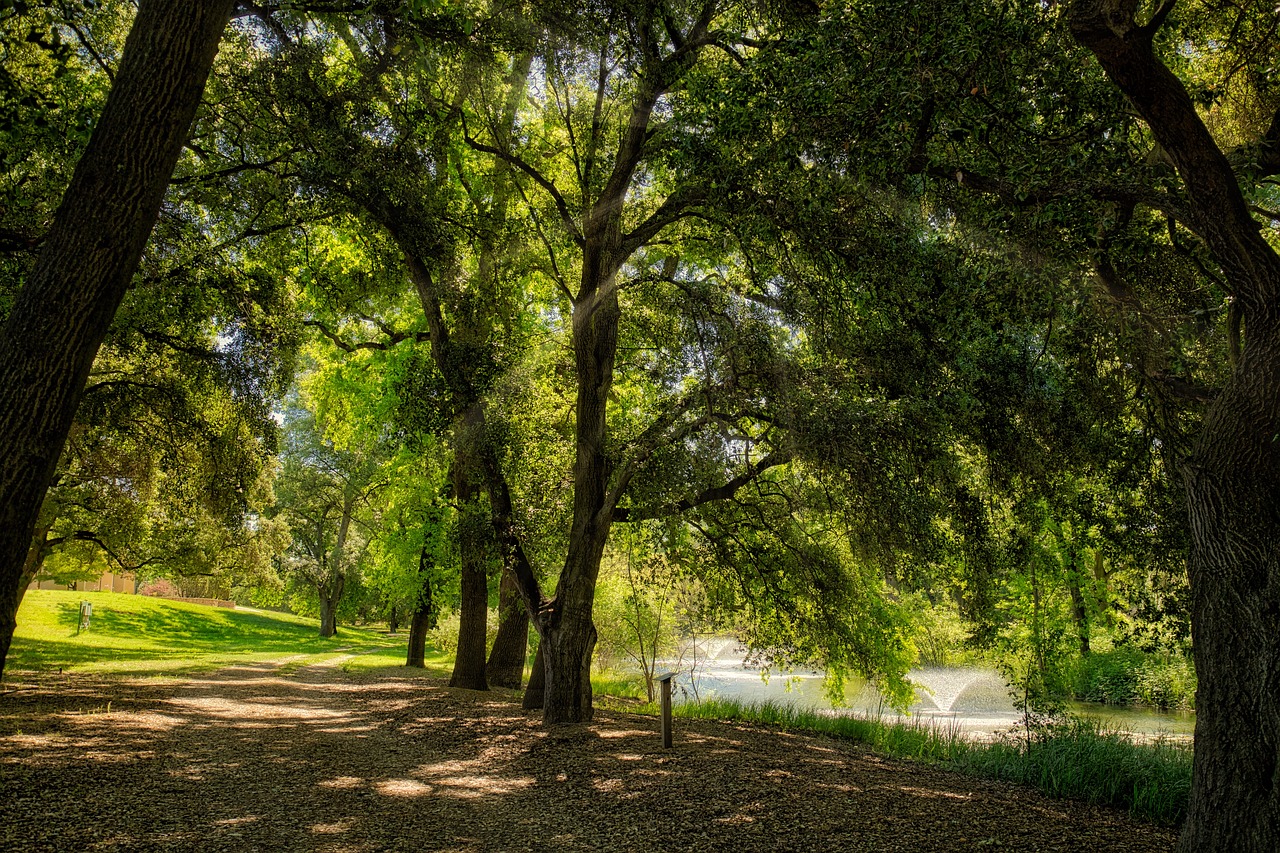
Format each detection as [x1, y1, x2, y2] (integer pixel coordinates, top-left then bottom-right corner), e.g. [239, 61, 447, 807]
[8, 590, 404, 677]
[591, 669, 653, 702]
[337, 643, 453, 677]
[662, 697, 1192, 826]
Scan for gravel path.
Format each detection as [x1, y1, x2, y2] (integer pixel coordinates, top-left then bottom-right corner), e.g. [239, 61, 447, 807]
[0, 661, 1179, 852]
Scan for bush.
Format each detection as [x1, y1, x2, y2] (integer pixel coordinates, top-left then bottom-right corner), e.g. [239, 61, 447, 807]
[139, 579, 181, 598]
[1072, 649, 1196, 710]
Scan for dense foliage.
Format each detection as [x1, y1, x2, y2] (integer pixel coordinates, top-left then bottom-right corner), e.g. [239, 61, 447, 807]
[5, 2, 1280, 848]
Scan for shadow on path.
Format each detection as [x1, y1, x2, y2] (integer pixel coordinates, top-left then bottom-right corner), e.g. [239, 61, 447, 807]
[0, 662, 1178, 852]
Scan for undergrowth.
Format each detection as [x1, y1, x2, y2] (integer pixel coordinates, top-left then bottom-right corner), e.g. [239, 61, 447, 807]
[1072, 649, 1196, 710]
[664, 697, 1191, 826]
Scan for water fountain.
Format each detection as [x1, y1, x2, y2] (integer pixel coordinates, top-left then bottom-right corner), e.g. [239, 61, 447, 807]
[908, 668, 1012, 713]
[650, 640, 1193, 740]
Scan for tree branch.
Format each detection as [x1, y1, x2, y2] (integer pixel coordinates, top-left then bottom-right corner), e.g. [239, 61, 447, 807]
[463, 129, 584, 248]
[614, 450, 792, 523]
[620, 182, 709, 257]
[302, 318, 428, 353]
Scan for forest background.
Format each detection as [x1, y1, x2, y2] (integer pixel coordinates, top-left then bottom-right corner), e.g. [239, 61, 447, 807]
[1, 2, 1277, 851]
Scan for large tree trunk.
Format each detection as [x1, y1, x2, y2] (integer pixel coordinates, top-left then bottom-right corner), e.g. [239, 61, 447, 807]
[1180, 333, 1280, 851]
[318, 574, 344, 638]
[449, 439, 489, 691]
[406, 546, 436, 668]
[486, 567, 529, 689]
[541, 617, 598, 724]
[0, 0, 235, 678]
[539, 234, 624, 723]
[1068, 4, 1280, 848]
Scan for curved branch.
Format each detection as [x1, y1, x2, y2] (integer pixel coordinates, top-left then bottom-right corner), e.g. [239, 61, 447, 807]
[614, 450, 793, 523]
[463, 131, 584, 248]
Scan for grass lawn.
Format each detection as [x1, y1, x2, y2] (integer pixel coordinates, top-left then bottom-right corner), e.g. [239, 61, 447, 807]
[7, 590, 448, 678]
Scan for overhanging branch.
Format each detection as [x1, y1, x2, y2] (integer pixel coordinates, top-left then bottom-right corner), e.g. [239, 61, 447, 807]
[614, 450, 793, 523]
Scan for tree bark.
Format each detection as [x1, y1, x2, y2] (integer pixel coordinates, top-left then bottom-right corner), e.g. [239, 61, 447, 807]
[522, 639, 545, 710]
[449, 438, 489, 690]
[318, 582, 341, 638]
[1179, 336, 1280, 851]
[1068, 4, 1280, 848]
[486, 567, 529, 689]
[406, 545, 436, 668]
[0, 0, 235, 678]
[1065, 544, 1091, 657]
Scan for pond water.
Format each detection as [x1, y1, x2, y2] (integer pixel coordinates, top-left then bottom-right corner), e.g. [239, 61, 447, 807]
[657, 640, 1194, 741]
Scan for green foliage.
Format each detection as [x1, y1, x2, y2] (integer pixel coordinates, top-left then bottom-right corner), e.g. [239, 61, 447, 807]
[593, 523, 704, 700]
[905, 594, 986, 668]
[1073, 649, 1196, 711]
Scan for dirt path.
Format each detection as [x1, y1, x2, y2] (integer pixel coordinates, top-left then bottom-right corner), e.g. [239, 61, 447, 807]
[0, 663, 1178, 852]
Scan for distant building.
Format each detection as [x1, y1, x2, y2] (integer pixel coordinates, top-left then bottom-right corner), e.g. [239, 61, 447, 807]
[27, 571, 137, 594]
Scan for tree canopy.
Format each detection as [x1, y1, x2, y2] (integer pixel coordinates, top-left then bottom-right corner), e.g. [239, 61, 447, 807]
[3, 1, 1279, 849]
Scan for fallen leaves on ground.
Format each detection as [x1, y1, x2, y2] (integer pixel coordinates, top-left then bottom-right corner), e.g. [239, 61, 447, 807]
[0, 663, 1178, 852]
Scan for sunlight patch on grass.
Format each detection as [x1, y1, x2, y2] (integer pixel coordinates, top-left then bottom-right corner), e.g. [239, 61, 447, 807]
[9, 591, 402, 677]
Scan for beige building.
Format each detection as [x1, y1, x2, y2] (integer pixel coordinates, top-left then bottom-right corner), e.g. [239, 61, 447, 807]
[27, 571, 137, 594]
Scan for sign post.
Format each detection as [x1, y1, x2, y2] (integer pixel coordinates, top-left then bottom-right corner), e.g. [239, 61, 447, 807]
[656, 671, 677, 748]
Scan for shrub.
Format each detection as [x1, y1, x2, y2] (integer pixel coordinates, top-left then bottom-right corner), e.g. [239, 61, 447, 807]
[1072, 649, 1196, 710]
[139, 579, 181, 598]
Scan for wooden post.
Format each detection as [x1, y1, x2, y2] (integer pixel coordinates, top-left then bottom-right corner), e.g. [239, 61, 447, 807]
[658, 671, 676, 748]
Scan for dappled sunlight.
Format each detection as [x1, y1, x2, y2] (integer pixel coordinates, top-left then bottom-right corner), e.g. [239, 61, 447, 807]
[166, 697, 351, 722]
[374, 777, 434, 797]
[308, 819, 354, 835]
[211, 816, 261, 827]
[593, 727, 652, 739]
[318, 775, 365, 789]
[1, 665, 1180, 853]
[426, 772, 536, 798]
[893, 785, 975, 801]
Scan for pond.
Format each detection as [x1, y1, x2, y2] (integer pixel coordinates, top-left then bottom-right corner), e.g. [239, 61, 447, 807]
[657, 640, 1195, 741]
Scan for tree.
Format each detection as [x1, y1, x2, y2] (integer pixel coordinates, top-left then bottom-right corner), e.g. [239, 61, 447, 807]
[0, 0, 236, 676]
[219, 5, 534, 690]
[274, 399, 385, 637]
[1066, 3, 1280, 848]
[741, 1, 1276, 846]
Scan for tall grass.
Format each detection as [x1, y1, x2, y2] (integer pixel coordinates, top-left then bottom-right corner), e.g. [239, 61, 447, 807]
[668, 697, 1192, 826]
[965, 719, 1192, 825]
[675, 698, 971, 763]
